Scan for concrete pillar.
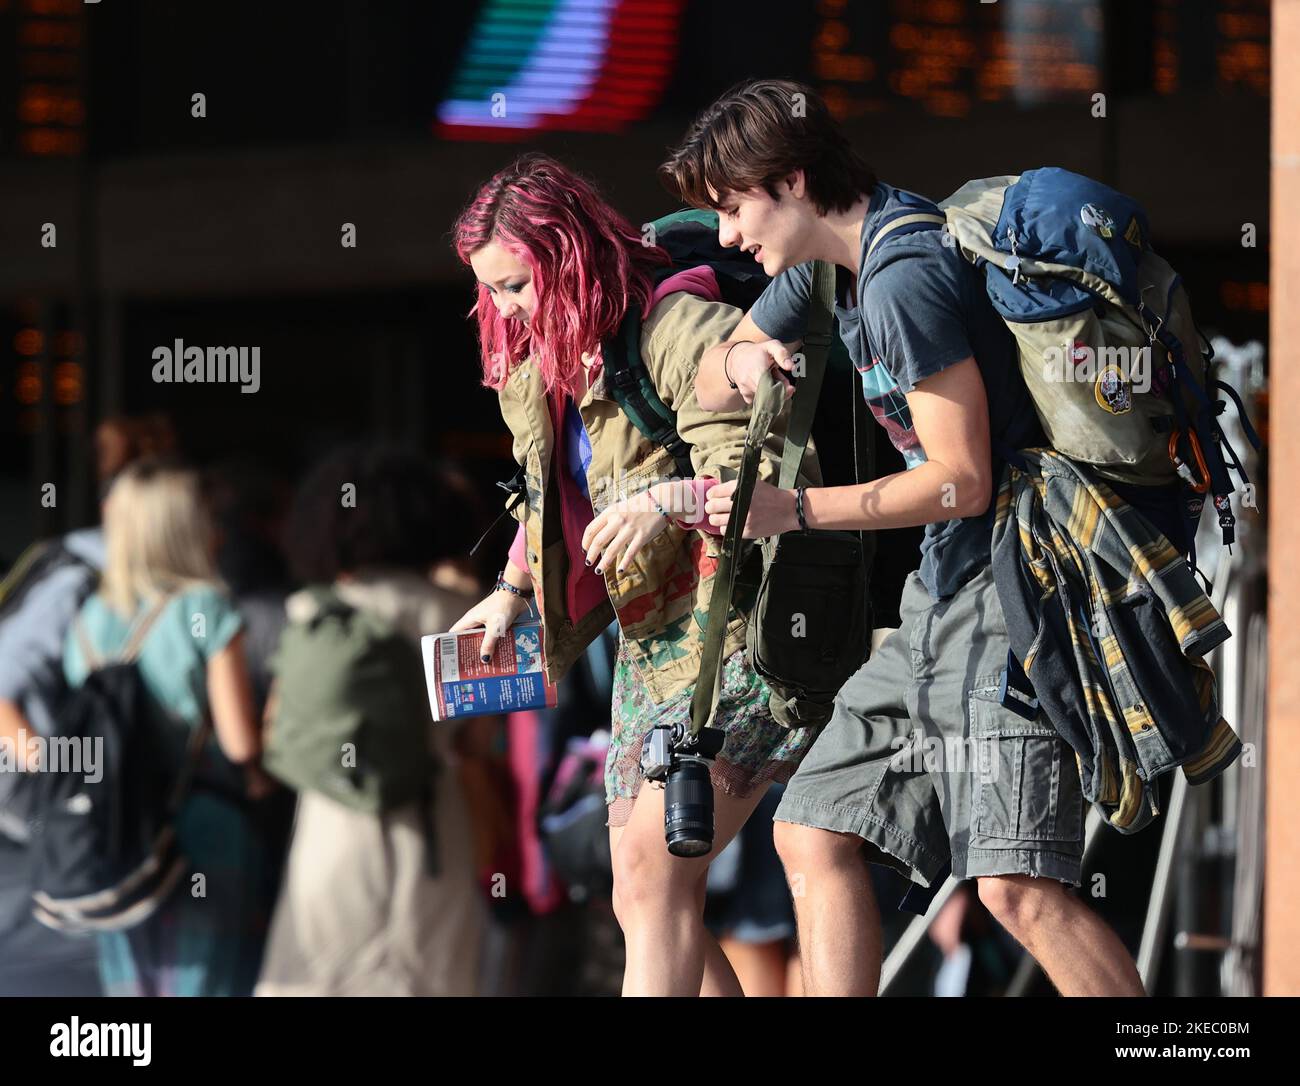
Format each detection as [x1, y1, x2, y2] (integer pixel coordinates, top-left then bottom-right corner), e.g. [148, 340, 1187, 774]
[1265, 0, 1300, 995]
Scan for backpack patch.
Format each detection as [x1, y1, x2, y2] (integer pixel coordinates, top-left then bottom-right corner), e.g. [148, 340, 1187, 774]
[1094, 363, 1133, 415]
[1080, 202, 1115, 238]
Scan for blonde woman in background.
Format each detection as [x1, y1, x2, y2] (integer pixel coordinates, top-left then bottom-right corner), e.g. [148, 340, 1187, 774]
[63, 459, 271, 996]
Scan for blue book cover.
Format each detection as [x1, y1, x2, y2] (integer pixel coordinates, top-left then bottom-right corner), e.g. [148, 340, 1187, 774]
[421, 621, 558, 720]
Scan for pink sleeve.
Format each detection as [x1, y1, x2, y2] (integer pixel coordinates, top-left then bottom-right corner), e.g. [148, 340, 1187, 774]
[508, 523, 528, 571]
[674, 477, 721, 535]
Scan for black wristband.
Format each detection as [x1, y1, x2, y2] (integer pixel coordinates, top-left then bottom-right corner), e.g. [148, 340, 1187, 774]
[723, 342, 742, 389]
[794, 487, 809, 531]
[494, 571, 533, 598]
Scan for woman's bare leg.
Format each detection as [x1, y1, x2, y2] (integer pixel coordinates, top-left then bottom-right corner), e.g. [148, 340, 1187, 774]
[609, 820, 742, 995]
[608, 782, 771, 996]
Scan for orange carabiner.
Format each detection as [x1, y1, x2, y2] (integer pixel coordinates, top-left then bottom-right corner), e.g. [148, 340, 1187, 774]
[1168, 428, 1210, 494]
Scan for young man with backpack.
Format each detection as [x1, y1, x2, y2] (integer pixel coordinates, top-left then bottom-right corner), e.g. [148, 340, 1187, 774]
[660, 79, 1155, 996]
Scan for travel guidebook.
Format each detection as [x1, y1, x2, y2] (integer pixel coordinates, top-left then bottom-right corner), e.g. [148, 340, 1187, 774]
[421, 621, 558, 721]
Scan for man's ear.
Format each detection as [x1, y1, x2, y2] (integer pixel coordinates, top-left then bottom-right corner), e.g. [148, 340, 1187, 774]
[784, 170, 807, 200]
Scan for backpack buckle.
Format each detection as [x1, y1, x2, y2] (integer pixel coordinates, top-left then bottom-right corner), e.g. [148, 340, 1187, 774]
[1168, 428, 1210, 494]
[608, 366, 638, 390]
[496, 467, 526, 498]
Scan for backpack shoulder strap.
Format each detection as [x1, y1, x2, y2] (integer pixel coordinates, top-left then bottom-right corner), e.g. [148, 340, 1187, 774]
[0, 540, 54, 610]
[0, 539, 94, 620]
[80, 590, 177, 672]
[865, 207, 947, 261]
[113, 592, 176, 665]
[602, 305, 695, 479]
[73, 613, 103, 673]
[302, 585, 354, 624]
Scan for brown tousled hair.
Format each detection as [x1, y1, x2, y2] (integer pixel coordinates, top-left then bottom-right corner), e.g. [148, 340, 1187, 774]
[659, 79, 876, 216]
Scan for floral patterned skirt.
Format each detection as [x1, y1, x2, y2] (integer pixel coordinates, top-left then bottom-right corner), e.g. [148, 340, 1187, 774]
[605, 639, 820, 828]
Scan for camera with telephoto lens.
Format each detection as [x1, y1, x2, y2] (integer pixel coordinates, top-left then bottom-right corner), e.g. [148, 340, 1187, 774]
[639, 723, 726, 857]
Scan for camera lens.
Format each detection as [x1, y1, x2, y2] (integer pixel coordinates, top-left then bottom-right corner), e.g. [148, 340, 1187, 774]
[663, 759, 713, 857]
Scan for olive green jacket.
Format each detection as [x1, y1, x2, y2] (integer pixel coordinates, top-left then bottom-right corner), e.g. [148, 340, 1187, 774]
[498, 291, 821, 703]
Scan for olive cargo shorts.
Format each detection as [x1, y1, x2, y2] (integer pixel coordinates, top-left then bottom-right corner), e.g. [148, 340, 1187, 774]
[774, 563, 1086, 887]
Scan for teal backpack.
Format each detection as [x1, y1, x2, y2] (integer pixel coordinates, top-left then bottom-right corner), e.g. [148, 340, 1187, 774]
[599, 209, 778, 477]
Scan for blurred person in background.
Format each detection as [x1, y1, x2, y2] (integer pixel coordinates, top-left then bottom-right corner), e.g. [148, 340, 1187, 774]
[254, 444, 484, 997]
[0, 414, 179, 844]
[93, 414, 178, 490]
[62, 458, 272, 996]
[427, 460, 494, 598]
[205, 458, 294, 714]
[450, 153, 822, 996]
[0, 515, 106, 995]
[927, 883, 1019, 997]
[0, 531, 104, 845]
[204, 458, 300, 942]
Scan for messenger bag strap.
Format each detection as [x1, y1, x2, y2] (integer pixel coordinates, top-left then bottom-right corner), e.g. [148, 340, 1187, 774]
[687, 370, 784, 737]
[689, 264, 838, 736]
[777, 260, 837, 491]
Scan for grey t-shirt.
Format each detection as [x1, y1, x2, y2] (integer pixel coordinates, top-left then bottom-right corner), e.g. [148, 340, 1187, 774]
[750, 180, 1044, 600]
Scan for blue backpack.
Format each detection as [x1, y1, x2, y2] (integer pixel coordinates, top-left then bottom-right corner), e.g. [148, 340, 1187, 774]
[864, 167, 1261, 561]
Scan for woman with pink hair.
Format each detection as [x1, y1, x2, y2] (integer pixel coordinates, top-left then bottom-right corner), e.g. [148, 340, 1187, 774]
[450, 153, 820, 996]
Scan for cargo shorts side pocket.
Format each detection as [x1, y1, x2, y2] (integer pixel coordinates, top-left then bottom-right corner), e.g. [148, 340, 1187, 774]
[967, 676, 1084, 844]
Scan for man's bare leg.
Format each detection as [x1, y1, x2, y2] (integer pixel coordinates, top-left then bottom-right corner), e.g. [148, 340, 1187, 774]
[976, 875, 1145, 996]
[774, 821, 883, 996]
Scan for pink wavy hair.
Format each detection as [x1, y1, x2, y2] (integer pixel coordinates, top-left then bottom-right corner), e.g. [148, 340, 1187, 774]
[452, 153, 671, 400]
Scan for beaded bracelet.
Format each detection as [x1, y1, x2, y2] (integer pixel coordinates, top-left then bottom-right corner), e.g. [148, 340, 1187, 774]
[646, 491, 672, 520]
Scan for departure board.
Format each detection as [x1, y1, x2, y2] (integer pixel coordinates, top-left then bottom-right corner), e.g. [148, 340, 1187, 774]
[0, 0, 1275, 157]
[1154, 0, 1269, 96]
[813, 0, 1267, 120]
[4, 0, 85, 157]
[813, 0, 1102, 119]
